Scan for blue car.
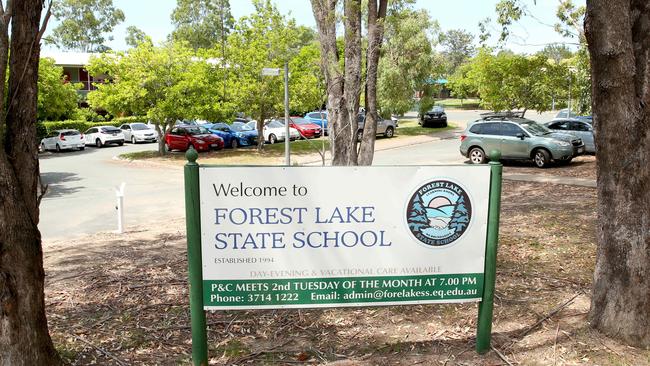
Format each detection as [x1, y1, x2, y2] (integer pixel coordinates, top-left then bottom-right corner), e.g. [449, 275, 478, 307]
[304, 111, 328, 135]
[205, 122, 255, 148]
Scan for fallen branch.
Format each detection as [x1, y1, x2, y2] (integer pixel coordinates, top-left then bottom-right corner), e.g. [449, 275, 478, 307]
[491, 345, 515, 366]
[72, 335, 128, 366]
[228, 340, 292, 365]
[517, 292, 581, 338]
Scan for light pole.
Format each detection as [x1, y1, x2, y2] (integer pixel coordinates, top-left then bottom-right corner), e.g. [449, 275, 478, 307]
[262, 65, 291, 166]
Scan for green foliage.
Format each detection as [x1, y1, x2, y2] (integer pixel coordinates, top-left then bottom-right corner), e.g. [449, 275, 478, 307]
[378, 7, 442, 116]
[447, 63, 478, 101]
[452, 48, 567, 113]
[440, 29, 475, 75]
[48, 0, 125, 52]
[555, 0, 585, 43]
[87, 41, 234, 153]
[289, 42, 324, 114]
[72, 107, 106, 122]
[538, 44, 574, 63]
[37, 58, 80, 121]
[227, 0, 311, 133]
[171, 0, 234, 50]
[125, 26, 151, 48]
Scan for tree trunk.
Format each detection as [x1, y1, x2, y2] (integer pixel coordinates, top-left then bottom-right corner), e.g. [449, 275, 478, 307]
[358, 0, 388, 166]
[585, 0, 650, 348]
[341, 0, 361, 166]
[256, 108, 266, 152]
[0, 0, 62, 364]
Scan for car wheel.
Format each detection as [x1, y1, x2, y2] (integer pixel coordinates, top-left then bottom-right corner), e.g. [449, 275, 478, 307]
[79, 147, 85, 151]
[384, 127, 394, 138]
[118, 141, 124, 146]
[231, 139, 238, 149]
[131, 136, 136, 144]
[165, 144, 172, 152]
[533, 149, 551, 168]
[269, 134, 277, 144]
[55, 144, 61, 152]
[469, 147, 486, 164]
[96, 138, 103, 148]
[40, 143, 46, 152]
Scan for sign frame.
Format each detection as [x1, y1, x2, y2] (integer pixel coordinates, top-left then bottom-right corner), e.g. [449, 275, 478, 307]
[183, 148, 503, 365]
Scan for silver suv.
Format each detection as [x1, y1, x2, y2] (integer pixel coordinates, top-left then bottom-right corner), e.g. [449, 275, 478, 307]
[357, 113, 396, 140]
[460, 114, 585, 168]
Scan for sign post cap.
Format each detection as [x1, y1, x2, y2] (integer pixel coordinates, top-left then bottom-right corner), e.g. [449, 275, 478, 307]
[489, 150, 501, 162]
[186, 146, 199, 164]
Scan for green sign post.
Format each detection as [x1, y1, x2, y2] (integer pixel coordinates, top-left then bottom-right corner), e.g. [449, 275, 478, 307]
[182, 148, 502, 365]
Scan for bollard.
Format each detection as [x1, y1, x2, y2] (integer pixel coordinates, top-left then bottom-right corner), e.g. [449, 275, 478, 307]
[115, 182, 126, 233]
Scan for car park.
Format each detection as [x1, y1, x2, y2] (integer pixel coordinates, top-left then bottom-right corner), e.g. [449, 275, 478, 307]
[289, 117, 322, 139]
[545, 119, 595, 154]
[205, 122, 255, 148]
[460, 113, 585, 168]
[165, 125, 224, 152]
[247, 120, 300, 144]
[84, 126, 125, 148]
[304, 111, 328, 134]
[40, 129, 85, 152]
[120, 123, 158, 144]
[356, 113, 396, 140]
[419, 106, 448, 127]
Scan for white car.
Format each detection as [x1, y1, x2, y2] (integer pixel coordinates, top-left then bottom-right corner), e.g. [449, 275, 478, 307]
[84, 126, 125, 147]
[120, 123, 158, 144]
[246, 120, 300, 144]
[40, 129, 85, 152]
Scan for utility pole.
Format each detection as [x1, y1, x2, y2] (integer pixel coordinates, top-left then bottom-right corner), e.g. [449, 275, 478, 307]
[284, 61, 290, 166]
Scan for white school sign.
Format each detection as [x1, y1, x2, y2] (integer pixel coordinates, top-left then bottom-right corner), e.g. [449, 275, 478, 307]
[198, 166, 491, 310]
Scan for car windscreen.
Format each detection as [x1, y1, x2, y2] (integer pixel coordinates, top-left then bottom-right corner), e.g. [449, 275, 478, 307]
[187, 127, 210, 135]
[292, 118, 311, 125]
[61, 130, 80, 136]
[429, 107, 444, 113]
[520, 121, 551, 136]
[131, 123, 150, 130]
[267, 121, 284, 128]
[101, 127, 121, 133]
[231, 123, 252, 132]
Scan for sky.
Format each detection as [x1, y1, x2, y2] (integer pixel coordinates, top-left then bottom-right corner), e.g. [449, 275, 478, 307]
[42, 0, 584, 54]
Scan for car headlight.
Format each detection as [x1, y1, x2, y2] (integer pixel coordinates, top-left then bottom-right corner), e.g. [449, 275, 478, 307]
[555, 141, 571, 147]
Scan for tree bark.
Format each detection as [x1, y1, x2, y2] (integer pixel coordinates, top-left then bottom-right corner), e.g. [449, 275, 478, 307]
[585, 0, 650, 348]
[341, 0, 361, 166]
[0, 0, 62, 363]
[358, 0, 388, 166]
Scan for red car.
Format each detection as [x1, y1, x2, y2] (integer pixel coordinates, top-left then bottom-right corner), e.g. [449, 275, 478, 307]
[289, 117, 322, 139]
[165, 125, 224, 152]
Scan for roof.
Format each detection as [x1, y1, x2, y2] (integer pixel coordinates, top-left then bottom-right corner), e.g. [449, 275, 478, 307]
[41, 52, 99, 67]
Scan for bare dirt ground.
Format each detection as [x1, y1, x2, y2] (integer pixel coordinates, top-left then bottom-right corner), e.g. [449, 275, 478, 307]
[503, 155, 597, 181]
[44, 164, 649, 365]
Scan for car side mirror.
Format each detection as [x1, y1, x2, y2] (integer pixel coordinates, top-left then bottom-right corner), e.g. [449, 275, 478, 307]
[516, 133, 525, 140]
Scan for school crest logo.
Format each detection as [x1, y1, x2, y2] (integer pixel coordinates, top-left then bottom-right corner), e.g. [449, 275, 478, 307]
[406, 180, 472, 247]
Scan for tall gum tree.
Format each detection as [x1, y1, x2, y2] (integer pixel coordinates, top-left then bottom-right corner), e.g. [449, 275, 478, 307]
[311, 0, 388, 166]
[585, 0, 650, 348]
[0, 0, 62, 364]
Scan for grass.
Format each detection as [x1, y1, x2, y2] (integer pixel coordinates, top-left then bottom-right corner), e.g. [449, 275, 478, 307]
[396, 118, 456, 136]
[436, 98, 481, 110]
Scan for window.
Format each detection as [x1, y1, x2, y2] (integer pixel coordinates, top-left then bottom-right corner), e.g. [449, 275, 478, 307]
[570, 121, 590, 132]
[501, 123, 525, 137]
[170, 128, 180, 135]
[481, 123, 501, 136]
[121, 125, 130, 130]
[357, 114, 365, 123]
[549, 121, 569, 130]
[61, 130, 80, 136]
[86, 128, 97, 134]
[469, 124, 483, 134]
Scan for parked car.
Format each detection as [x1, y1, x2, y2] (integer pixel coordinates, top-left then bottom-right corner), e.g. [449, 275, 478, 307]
[120, 123, 158, 144]
[289, 117, 322, 139]
[40, 129, 85, 152]
[555, 108, 593, 123]
[247, 120, 300, 144]
[84, 126, 125, 148]
[230, 122, 258, 144]
[204, 122, 256, 148]
[420, 106, 448, 127]
[304, 111, 328, 135]
[164, 125, 224, 152]
[459, 113, 585, 168]
[545, 119, 595, 154]
[356, 113, 396, 140]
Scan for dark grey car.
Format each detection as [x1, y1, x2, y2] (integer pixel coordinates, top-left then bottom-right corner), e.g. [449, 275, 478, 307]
[545, 119, 595, 153]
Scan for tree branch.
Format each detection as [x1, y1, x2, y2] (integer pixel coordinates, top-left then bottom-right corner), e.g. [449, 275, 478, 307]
[36, 0, 52, 44]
